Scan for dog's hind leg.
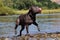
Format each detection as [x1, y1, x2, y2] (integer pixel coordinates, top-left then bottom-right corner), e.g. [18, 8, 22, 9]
[15, 18, 20, 34]
[17, 25, 25, 36]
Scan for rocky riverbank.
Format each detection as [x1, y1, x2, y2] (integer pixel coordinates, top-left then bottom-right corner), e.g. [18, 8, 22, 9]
[0, 33, 60, 40]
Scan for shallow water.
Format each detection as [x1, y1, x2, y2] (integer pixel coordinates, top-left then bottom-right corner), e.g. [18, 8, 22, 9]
[0, 13, 60, 38]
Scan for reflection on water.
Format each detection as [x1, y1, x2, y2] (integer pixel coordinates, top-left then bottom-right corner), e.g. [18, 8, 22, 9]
[0, 13, 60, 38]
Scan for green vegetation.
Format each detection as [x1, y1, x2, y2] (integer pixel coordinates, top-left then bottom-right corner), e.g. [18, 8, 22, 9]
[14, 9, 60, 14]
[0, 6, 16, 15]
[42, 9, 60, 14]
[0, 0, 60, 15]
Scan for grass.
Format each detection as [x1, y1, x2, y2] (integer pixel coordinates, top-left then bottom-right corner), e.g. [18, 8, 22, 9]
[0, 6, 16, 15]
[14, 9, 60, 15]
[0, 6, 60, 15]
[14, 10, 29, 14]
[42, 9, 60, 14]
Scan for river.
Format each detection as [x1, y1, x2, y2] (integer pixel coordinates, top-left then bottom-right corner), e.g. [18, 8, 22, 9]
[0, 13, 60, 38]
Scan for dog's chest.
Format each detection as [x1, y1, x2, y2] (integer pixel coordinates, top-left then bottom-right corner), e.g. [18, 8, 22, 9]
[25, 15, 33, 23]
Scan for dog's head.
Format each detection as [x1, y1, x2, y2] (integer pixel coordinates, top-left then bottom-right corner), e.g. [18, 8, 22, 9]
[29, 6, 42, 14]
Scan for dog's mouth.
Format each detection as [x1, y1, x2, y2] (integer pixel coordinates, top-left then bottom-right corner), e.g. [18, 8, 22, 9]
[35, 8, 42, 14]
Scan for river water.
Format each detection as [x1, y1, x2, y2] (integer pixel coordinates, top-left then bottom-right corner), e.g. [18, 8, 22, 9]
[0, 13, 60, 38]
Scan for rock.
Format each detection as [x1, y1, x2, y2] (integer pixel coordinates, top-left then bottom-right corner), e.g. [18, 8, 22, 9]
[5, 38, 12, 40]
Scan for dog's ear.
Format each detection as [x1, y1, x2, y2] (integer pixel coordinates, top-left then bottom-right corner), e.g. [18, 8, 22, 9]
[29, 6, 33, 11]
[28, 6, 33, 14]
[29, 6, 35, 12]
